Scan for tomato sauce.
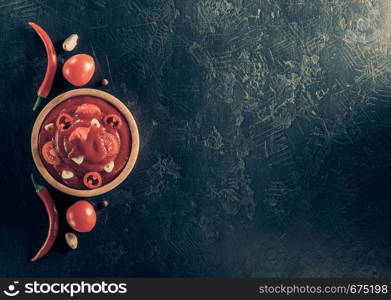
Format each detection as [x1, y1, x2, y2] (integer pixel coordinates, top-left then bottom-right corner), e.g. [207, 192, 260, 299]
[38, 96, 131, 189]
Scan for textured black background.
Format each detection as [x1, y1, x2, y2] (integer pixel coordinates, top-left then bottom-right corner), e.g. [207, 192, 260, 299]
[0, 0, 390, 277]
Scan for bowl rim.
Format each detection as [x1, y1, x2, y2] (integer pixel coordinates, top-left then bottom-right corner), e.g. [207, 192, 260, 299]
[31, 88, 140, 197]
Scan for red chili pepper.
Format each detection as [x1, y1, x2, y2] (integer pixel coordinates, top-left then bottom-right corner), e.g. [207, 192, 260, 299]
[30, 174, 59, 262]
[55, 112, 73, 131]
[28, 22, 57, 111]
[83, 172, 103, 189]
[103, 114, 123, 129]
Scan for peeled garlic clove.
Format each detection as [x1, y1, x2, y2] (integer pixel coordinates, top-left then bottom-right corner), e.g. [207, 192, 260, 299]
[62, 170, 74, 179]
[44, 123, 54, 131]
[65, 232, 78, 249]
[91, 118, 100, 128]
[62, 34, 78, 52]
[71, 156, 84, 165]
[104, 161, 114, 173]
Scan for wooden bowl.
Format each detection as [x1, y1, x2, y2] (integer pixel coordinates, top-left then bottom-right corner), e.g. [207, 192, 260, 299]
[31, 88, 140, 197]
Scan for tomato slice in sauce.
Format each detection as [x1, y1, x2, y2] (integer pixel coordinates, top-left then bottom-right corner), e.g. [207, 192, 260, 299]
[83, 172, 102, 189]
[56, 113, 73, 131]
[103, 114, 122, 129]
[102, 132, 119, 157]
[42, 141, 61, 165]
[75, 104, 101, 118]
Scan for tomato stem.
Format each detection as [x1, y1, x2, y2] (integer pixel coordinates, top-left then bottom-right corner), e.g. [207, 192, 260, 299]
[31, 173, 44, 193]
[32, 95, 42, 111]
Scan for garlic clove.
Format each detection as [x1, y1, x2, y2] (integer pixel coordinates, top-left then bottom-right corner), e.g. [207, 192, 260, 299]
[44, 123, 54, 131]
[65, 232, 78, 249]
[71, 156, 84, 165]
[62, 170, 74, 179]
[62, 34, 78, 52]
[104, 161, 114, 173]
[91, 118, 100, 128]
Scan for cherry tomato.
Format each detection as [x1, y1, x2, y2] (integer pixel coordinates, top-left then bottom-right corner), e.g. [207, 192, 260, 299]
[75, 104, 101, 118]
[103, 114, 122, 129]
[62, 54, 95, 87]
[83, 172, 103, 189]
[56, 112, 73, 131]
[42, 141, 61, 165]
[66, 200, 96, 232]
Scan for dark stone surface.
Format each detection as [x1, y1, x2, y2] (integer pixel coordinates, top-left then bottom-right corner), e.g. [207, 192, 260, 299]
[0, 0, 390, 277]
